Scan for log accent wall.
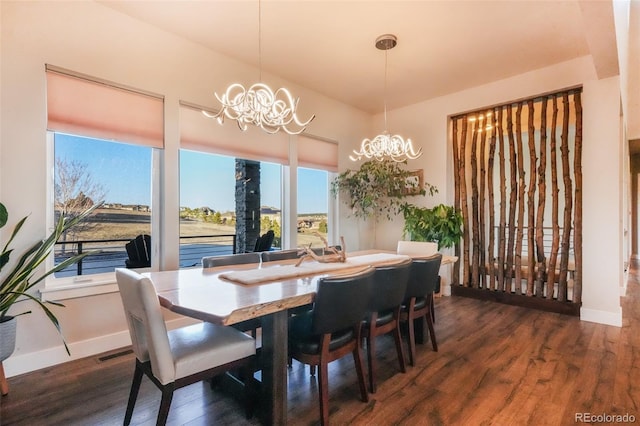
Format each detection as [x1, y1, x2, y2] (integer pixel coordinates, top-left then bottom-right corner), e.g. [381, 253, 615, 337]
[450, 88, 582, 311]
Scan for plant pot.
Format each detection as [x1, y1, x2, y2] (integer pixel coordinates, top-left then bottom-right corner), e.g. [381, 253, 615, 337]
[0, 316, 17, 362]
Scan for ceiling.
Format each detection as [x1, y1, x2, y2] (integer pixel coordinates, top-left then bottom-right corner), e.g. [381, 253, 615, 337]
[98, 1, 625, 117]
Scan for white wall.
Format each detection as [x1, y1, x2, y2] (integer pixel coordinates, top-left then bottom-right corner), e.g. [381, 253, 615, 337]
[581, 76, 623, 325]
[0, 1, 370, 376]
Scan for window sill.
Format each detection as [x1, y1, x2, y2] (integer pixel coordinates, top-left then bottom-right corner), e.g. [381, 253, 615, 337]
[41, 276, 120, 301]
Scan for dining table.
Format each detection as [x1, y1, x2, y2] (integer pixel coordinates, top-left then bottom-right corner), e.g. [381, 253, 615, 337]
[144, 250, 457, 425]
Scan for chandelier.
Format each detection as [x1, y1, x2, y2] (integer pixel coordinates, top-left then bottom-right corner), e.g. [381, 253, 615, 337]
[205, 0, 314, 135]
[351, 34, 422, 162]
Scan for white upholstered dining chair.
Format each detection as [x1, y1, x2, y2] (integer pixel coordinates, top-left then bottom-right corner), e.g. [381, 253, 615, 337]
[115, 268, 256, 426]
[396, 240, 438, 257]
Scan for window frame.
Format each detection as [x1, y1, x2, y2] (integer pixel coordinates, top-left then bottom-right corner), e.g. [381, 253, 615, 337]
[42, 131, 162, 300]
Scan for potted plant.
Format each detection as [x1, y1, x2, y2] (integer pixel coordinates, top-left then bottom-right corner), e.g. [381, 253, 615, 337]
[401, 203, 463, 250]
[331, 160, 436, 220]
[0, 202, 97, 360]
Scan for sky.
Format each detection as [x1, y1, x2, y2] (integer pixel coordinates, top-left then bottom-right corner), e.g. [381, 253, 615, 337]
[55, 134, 328, 213]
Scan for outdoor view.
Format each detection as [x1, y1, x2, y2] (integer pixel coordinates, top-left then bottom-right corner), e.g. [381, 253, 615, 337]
[53, 133, 329, 277]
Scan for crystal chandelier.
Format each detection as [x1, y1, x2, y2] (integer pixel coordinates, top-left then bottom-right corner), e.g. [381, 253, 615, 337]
[351, 34, 422, 162]
[205, 0, 314, 135]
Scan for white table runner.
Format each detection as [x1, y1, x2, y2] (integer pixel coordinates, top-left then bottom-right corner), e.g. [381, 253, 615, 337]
[219, 253, 410, 285]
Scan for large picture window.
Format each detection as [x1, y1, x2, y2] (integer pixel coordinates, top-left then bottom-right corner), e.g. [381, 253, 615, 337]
[52, 133, 153, 277]
[297, 167, 330, 248]
[179, 150, 282, 266]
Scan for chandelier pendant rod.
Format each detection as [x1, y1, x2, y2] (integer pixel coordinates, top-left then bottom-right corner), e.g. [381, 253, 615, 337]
[206, 0, 315, 135]
[258, 0, 262, 82]
[383, 49, 388, 132]
[349, 33, 423, 162]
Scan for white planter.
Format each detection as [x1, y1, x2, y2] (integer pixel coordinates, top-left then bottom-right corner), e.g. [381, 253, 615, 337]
[0, 316, 17, 362]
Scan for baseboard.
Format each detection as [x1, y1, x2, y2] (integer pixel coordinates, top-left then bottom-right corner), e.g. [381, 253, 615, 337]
[580, 306, 622, 327]
[3, 316, 196, 378]
[450, 285, 581, 316]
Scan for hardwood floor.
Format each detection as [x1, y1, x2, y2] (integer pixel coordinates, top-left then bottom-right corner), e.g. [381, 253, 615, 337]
[2, 261, 640, 425]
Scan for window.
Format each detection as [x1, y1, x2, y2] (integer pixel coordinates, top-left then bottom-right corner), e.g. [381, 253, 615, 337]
[52, 133, 153, 277]
[179, 150, 282, 266]
[45, 66, 163, 284]
[297, 167, 330, 248]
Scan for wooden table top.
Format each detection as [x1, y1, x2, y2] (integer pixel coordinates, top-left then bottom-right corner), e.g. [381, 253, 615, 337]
[145, 250, 457, 326]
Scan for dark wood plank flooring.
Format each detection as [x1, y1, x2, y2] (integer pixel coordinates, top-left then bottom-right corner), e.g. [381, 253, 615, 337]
[2, 261, 640, 425]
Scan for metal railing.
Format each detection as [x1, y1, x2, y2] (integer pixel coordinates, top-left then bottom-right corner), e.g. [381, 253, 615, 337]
[54, 234, 237, 277]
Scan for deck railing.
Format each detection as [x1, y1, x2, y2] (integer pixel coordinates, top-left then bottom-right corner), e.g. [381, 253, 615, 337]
[54, 234, 236, 277]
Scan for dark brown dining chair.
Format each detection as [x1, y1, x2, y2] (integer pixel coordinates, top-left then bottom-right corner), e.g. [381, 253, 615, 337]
[202, 252, 261, 268]
[202, 252, 262, 338]
[261, 249, 299, 262]
[288, 267, 374, 426]
[363, 258, 412, 393]
[401, 254, 442, 366]
[115, 268, 256, 426]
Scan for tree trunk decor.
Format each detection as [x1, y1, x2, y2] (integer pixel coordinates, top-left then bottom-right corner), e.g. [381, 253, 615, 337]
[450, 88, 582, 315]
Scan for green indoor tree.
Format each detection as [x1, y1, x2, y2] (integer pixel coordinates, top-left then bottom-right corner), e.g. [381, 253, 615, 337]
[401, 203, 463, 249]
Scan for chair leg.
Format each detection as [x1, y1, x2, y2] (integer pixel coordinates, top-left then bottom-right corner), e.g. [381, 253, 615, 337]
[393, 321, 407, 374]
[352, 345, 369, 403]
[432, 278, 440, 323]
[318, 360, 330, 426]
[406, 313, 417, 367]
[124, 361, 144, 426]
[430, 291, 436, 323]
[157, 385, 174, 426]
[366, 335, 377, 393]
[426, 306, 438, 352]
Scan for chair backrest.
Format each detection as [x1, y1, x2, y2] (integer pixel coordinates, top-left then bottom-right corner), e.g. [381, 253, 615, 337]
[261, 249, 299, 262]
[125, 234, 151, 268]
[254, 230, 275, 252]
[311, 267, 374, 335]
[405, 254, 443, 300]
[368, 258, 412, 313]
[115, 268, 175, 385]
[202, 252, 261, 268]
[397, 240, 438, 258]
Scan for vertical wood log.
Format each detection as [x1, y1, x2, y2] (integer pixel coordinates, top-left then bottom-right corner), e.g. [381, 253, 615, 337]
[452, 118, 461, 286]
[526, 100, 537, 296]
[487, 110, 497, 290]
[471, 118, 480, 288]
[506, 105, 518, 292]
[558, 92, 573, 302]
[459, 117, 471, 287]
[479, 114, 488, 289]
[573, 91, 583, 304]
[497, 107, 507, 291]
[514, 103, 526, 295]
[535, 97, 548, 298]
[547, 96, 560, 299]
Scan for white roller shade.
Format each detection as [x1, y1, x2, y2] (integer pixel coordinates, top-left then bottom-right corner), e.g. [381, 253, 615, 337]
[297, 134, 338, 172]
[179, 102, 290, 165]
[46, 66, 164, 148]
